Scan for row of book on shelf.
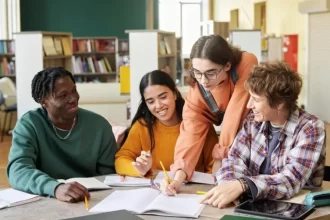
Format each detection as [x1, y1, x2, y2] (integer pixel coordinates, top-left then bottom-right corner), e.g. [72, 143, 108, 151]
[73, 39, 116, 53]
[72, 56, 113, 74]
[0, 40, 15, 54]
[159, 36, 172, 55]
[43, 36, 72, 56]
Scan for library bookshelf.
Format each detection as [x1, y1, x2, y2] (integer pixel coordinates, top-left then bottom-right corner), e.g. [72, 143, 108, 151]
[72, 37, 120, 83]
[125, 29, 177, 118]
[14, 31, 73, 117]
[0, 39, 15, 80]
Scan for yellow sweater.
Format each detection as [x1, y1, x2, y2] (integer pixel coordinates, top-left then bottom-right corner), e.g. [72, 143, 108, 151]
[115, 119, 218, 177]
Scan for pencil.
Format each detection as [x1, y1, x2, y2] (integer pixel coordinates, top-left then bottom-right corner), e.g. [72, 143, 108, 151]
[196, 191, 207, 195]
[85, 196, 89, 211]
[159, 161, 177, 196]
[159, 161, 171, 184]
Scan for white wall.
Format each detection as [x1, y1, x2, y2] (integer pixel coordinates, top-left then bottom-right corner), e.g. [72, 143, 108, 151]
[128, 31, 159, 118]
[214, 0, 264, 29]
[15, 33, 43, 117]
[214, 0, 307, 105]
[266, 0, 307, 105]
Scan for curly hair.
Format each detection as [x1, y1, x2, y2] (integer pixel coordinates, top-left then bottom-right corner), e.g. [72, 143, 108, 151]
[245, 61, 303, 112]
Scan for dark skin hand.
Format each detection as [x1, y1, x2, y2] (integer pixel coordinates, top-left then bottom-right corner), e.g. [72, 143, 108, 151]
[55, 182, 90, 203]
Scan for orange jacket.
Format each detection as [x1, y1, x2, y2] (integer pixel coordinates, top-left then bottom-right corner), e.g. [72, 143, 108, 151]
[170, 52, 258, 180]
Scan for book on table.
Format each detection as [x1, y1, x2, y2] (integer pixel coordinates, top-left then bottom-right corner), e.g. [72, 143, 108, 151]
[57, 177, 111, 190]
[104, 175, 152, 187]
[154, 171, 215, 185]
[0, 188, 40, 209]
[89, 188, 205, 218]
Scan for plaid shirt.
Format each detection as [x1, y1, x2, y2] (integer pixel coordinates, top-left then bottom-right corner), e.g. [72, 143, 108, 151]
[216, 109, 326, 200]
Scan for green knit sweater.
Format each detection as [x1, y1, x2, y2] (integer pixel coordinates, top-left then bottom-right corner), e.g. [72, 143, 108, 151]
[7, 107, 117, 197]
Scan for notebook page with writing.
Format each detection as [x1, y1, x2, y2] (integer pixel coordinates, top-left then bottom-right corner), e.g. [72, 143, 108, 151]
[0, 188, 40, 208]
[89, 188, 159, 214]
[154, 171, 215, 185]
[58, 177, 111, 190]
[104, 175, 151, 187]
[144, 193, 205, 218]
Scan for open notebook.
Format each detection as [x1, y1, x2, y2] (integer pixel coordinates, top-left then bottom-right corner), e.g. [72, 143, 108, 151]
[89, 188, 205, 218]
[57, 177, 111, 190]
[104, 175, 151, 187]
[154, 171, 215, 185]
[0, 188, 40, 209]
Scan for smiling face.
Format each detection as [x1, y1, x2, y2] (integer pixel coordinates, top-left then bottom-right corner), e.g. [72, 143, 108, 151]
[143, 85, 178, 126]
[191, 58, 231, 91]
[247, 90, 281, 123]
[42, 76, 80, 120]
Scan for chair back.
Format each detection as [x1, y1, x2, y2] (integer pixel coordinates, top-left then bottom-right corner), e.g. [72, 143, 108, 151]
[0, 77, 16, 106]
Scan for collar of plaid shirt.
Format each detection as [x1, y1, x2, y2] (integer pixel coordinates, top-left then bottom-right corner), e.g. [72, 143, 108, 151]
[257, 109, 299, 139]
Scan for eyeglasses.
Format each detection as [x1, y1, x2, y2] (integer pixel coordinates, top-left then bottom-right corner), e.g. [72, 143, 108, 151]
[190, 67, 223, 80]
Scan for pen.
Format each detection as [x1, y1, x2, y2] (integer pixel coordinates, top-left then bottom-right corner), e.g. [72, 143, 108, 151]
[196, 191, 207, 195]
[159, 161, 177, 196]
[84, 196, 89, 211]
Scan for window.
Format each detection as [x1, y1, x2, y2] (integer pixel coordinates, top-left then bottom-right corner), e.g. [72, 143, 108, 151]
[159, 0, 202, 55]
[0, 0, 20, 39]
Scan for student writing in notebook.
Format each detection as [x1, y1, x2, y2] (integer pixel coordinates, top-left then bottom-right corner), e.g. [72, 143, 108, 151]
[115, 70, 218, 177]
[160, 35, 258, 196]
[200, 62, 326, 208]
[7, 67, 117, 203]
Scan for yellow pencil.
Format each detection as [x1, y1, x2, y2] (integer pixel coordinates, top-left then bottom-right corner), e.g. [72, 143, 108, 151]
[159, 161, 177, 196]
[84, 196, 89, 211]
[196, 191, 207, 195]
[159, 161, 171, 184]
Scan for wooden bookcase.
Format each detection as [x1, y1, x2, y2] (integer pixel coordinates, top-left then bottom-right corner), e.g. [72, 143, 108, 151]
[14, 31, 73, 117]
[0, 40, 16, 81]
[201, 20, 229, 39]
[125, 30, 177, 118]
[72, 37, 119, 83]
[182, 57, 191, 86]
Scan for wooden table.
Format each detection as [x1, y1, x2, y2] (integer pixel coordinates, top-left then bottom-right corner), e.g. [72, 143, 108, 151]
[1, 177, 330, 220]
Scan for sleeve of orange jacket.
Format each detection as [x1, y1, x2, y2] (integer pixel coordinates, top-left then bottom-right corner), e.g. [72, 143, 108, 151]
[202, 125, 218, 173]
[171, 87, 215, 180]
[115, 122, 145, 177]
[212, 53, 258, 160]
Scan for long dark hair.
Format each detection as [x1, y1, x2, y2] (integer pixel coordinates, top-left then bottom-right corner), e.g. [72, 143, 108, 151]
[130, 70, 185, 151]
[187, 35, 243, 85]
